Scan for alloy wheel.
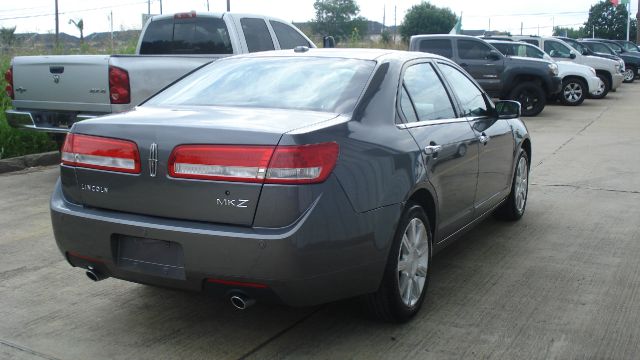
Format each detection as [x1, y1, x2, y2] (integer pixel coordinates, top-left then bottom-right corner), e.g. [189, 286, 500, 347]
[397, 218, 429, 307]
[563, 82, 583, 103]
[514, 156, 528, 213]
[624, 69, 635, 82]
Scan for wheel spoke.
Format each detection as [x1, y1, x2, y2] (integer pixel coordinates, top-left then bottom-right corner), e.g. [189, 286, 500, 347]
[398, 258, 410, 272]
[416, 263, 428, 278]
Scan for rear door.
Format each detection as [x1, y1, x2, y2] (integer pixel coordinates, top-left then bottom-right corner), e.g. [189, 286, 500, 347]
[437, 62, 515, 214]
[232, 16, 276, 53]
[399, 60, 479, 241]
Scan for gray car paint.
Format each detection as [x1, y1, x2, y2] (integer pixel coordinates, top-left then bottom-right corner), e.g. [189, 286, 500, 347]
[51, 49, 530, 307]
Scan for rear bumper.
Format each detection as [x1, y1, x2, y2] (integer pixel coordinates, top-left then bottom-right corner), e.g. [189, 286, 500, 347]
[50, 179, 400, 307]
[5, 109, 103, 133]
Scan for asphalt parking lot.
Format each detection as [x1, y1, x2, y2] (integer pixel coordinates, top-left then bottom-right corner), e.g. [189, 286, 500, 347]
[2, 83, 640, 360]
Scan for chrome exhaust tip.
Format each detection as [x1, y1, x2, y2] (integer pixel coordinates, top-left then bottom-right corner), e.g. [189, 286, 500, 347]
[230, 294, 255, 310]
[86, 268, 107, 282]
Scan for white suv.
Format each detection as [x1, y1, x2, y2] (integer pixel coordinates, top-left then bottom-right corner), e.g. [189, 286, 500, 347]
[512, 36, 624, 99]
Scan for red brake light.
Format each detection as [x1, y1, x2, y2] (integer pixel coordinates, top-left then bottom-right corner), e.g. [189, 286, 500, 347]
[109, 66, 130, 104]
[168, 142, 339, 184]
[61, 133, 141, 174]
[4, 66, 14, 99]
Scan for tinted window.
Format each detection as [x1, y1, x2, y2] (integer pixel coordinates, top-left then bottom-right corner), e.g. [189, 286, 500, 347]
[402, 63, 455, 121]
[438, 63, 489, 117]
[270, 20, 309, 49]
[419, 39, 453, 58]
[585, 42, 614, 55]
[606, 42, 623, 53]
[140, 17, 232, 55]
[457, 40, 492, 60]
[241, 18, 275, 52]
[399, 86, 418, 123]
[146, 57, 375, 113]
[492, 43, 512, 56]
[519, 39, 539, 46]
[544, 40, 572, 58]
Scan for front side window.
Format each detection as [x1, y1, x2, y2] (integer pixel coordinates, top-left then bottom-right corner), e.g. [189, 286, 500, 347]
[586, 42, 614, 55]
[270, 21, 310, 49]
[145, 57, 375, 114]
[438, 63, 489, 117]
[402, 63, 456, 121]
[458, 40, 492, 60]
[241, 18, 275, 52]
[544, 40, 572, 58]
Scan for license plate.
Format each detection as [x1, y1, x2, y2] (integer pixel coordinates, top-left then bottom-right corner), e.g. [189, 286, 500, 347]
[116, 236, 186, 280]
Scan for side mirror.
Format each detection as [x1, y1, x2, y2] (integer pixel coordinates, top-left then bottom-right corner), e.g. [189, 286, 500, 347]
[323, 36, 335, 48]
[488, 49, 502, 61]
[570, 52, 577, 59]
[495, 100, 521, 119]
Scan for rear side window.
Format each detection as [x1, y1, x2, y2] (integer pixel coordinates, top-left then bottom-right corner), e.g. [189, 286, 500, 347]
[457, 40, 492, 60]
[270, 21, 310, 49]
[241, 18, 275, 52]
[402, 63, 456, 121]
[419, 39, 453, 58]
[140, 17, 232, 55]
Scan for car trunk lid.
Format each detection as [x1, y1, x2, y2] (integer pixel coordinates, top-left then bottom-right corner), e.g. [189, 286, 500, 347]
[65, 106, 338, 226]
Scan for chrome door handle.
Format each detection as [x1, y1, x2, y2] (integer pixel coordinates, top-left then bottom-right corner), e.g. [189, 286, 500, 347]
[424, 145, 442, 155]
[479, 134, 490, 144]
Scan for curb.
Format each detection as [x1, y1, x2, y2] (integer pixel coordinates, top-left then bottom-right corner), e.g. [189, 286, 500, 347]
[0, 151, 60, 174]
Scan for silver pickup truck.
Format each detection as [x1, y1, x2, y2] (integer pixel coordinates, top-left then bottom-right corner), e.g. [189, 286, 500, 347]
[5, 12, 315, 136]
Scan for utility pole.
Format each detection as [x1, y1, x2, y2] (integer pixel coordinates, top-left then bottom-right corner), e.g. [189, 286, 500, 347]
[520, 22, 523, 35]
[626, 2, 630, 41]
[110, 11, 114, 52]
[227, 0, 230, 11]
[160, 0, 163, 14]
[55, 0, 59, 47]
[393, 5, 397, 43]
[147, 0, 150, 14]
[637, 0, 640, 45]
[382, 4, 386, 32]
[206, 0, 210, 11]
[488, 18, 491, 32]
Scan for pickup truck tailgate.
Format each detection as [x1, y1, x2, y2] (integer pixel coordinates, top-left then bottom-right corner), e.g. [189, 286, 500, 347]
[12, 55, 111, 112]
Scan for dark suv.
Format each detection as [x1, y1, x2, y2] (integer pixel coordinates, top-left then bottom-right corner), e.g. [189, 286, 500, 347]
[581, 39, 640, 82]
[410, 35, 561, 117]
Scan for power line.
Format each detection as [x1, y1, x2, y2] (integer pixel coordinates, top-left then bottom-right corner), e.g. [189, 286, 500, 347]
[0, 1, 151, 21]
[465, 11, 589, 18]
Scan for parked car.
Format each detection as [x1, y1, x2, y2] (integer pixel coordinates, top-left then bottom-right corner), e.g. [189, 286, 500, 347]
[512, 35, 624, 99]
[612, 40, 640, 53]
[581, 39, 640, 82]
[5, 12, 315, 141]
[554, 36, 623, 63]
[409, 34, 561, 117]
[487, 40, 602, 106]
[51, 48, 531, 323]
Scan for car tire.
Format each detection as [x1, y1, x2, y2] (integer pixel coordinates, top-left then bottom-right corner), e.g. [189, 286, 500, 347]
[559, 77, 587, 106]
[495, 148, 529, 221]
[365, 202, 432, 323]
[623, 66, 636, 83]
[509, 82, 546, 117]
[590, 73, 610, 99]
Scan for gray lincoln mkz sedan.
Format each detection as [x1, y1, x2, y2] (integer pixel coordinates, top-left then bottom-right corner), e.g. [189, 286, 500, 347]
[51, 48, 531, 322]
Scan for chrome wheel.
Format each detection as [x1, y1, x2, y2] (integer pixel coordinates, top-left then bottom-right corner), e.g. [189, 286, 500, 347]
[593, 81, 606, 96]
[397, 218, 429, 307]
[624, 68, 635, 82]
[563, 82, 583, 103]
[514, 156, 528, 213]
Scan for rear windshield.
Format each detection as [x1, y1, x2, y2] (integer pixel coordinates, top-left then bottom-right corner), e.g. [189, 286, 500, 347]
[145, 57, 376, 113]
[140, 17, 233, 55]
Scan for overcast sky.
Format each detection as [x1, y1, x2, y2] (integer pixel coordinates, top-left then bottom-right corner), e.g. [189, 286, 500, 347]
[0, 0, 637, 37]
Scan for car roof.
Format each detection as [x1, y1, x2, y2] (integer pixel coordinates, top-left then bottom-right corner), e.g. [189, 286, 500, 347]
[231, 48, 450, 62]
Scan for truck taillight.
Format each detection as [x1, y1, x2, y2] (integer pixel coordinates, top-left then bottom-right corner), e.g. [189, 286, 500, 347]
[168, 142, 339, 184]
[4, 66, 14, 99]
[61, 133, 141, 174]
[109, 66, 130, 104]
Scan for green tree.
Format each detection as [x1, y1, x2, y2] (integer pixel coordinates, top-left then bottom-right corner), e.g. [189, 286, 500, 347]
[583, 0, 633, 40]
[311, 0, 368, 43]
[68, 18, 84, 44]
[552, 26, 584, 38]
[400, 2, 456, 42]
[0, 26, 17, 53]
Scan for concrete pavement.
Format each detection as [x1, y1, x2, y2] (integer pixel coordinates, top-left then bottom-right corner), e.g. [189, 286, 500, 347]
[1, 83, 639, 359]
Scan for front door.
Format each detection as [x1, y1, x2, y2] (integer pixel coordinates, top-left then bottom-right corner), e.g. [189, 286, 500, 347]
[455, 38, 503, 95]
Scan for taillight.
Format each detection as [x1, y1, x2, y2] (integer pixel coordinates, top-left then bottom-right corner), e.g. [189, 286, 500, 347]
[109, 66, 130, 104]
[61, 133, 141, 174]
[168, 142, 339, 184]
[4, 66, 14, 99]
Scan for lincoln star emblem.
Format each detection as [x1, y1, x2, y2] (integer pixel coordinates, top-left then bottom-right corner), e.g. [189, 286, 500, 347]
[149, 143, 158, 177]
[53, 74, 60, 83]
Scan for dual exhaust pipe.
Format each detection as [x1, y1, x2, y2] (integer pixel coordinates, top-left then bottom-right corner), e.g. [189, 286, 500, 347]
[85, 267, 256, 310]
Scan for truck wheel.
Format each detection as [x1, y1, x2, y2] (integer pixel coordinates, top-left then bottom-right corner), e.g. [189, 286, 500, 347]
[365, 202, 431, 323]
[559, 77, 586, 106]
[509, 82, 546, 117]
[590, 73, 610, 99]
[623, 66, 636, 83]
